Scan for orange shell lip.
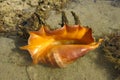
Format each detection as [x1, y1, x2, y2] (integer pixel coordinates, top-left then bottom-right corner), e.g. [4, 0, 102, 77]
[20, 24, 103, 67]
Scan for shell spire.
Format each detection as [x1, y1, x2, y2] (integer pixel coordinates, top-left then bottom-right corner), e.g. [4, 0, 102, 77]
[20, 24, 102, 67]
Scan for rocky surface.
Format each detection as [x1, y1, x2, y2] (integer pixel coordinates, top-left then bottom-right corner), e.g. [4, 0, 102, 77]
[0, 0, 68, 31]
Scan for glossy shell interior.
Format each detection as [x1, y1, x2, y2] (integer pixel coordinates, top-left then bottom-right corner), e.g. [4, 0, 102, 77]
[20, 24, 102, 67]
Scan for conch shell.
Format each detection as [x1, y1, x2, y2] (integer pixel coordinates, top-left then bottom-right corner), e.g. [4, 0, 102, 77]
[20, 24, 102, 67]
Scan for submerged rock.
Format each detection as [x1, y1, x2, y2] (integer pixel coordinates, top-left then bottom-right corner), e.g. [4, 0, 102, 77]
[0, 0, 69, 32]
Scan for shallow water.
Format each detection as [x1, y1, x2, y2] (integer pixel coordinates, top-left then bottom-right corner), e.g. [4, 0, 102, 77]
[0, 0, 120, 80]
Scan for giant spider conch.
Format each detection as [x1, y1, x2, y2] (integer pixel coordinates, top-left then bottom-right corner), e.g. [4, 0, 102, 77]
[20, 11, 102, 67]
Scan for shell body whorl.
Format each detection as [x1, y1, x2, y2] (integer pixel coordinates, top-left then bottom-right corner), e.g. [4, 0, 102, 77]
[20, 25, 102, 67]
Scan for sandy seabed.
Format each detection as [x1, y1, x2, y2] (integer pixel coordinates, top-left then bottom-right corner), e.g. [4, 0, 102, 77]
[0, 0, 120, 80]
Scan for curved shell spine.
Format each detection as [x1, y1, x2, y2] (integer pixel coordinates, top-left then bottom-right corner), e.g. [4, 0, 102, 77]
[20, 25, 102, 67]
